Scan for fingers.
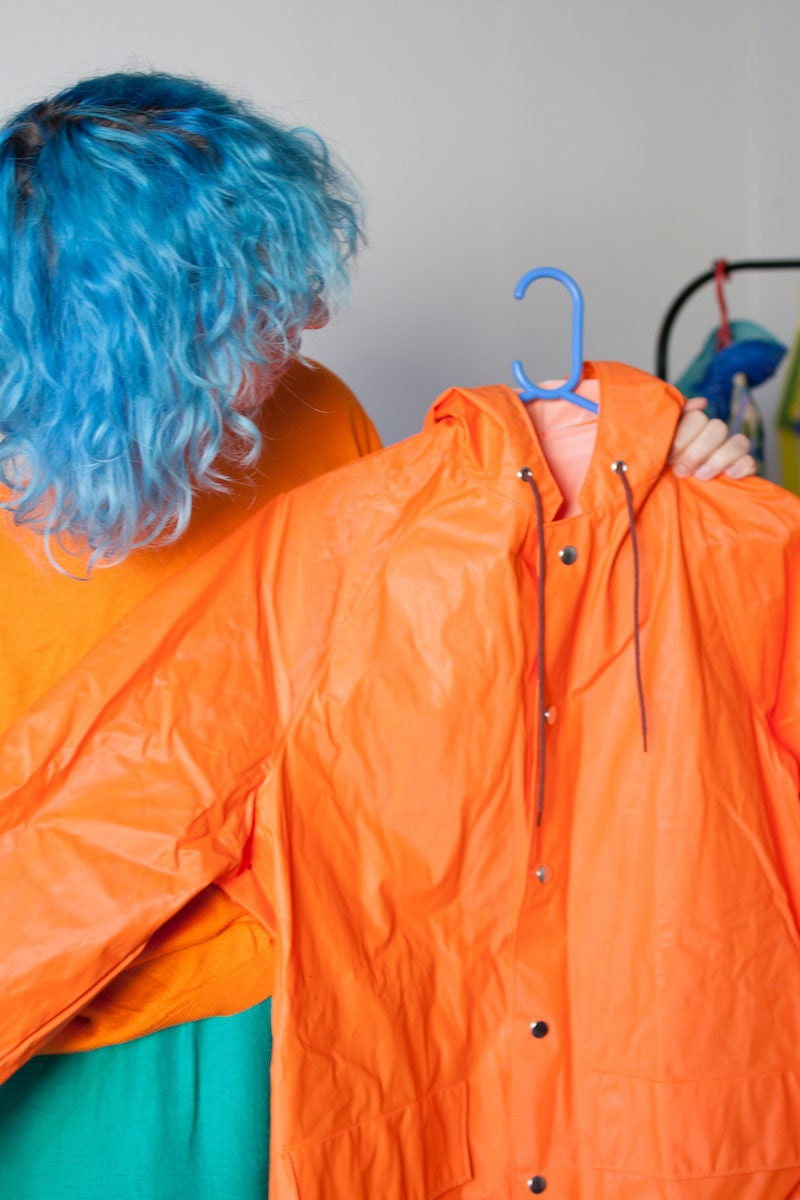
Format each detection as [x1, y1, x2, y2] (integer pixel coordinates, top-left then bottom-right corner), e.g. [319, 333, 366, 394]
[672, 415, 756, 479]
[691, 433, 754, 479]
[669, 398, 757, 480]
[669, 412, 727, 470]
[722, 450, 758, 479]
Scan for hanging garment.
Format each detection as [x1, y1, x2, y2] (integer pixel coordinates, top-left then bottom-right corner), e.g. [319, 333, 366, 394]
[674, 319, 786, 418]
[729, 371, 765, 466]
[778, 302, 800, 495]
[674, 319, 785, 473]
[2, 362, 800, 1200]
[0, 359, 381, 1200]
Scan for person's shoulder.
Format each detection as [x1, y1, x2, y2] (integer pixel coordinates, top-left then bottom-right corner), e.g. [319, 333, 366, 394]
[282, 358, 357, 407]
[270, 358, 383, 456]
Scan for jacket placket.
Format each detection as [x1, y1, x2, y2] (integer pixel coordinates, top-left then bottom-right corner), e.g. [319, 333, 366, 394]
[509, 470, 628, 1199]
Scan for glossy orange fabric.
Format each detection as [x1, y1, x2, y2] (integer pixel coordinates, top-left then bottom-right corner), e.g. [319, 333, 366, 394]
[0, 359, 381, 1051]
[2, 361, 800, 1198]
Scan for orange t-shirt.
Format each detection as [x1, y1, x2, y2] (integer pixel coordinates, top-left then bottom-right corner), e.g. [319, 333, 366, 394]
[0, 358, 381, 1051]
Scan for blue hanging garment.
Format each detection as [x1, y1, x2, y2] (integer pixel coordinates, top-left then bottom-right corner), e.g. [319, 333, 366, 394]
[674, 319, 786, 422]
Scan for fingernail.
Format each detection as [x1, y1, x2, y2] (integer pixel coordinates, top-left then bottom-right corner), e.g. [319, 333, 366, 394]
[673, 464, 689, 477]
[725, 462, 747, 479]
[694, 466, 713, 480]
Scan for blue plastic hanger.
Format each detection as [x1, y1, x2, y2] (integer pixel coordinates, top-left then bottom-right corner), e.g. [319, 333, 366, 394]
[512, 267, 599, 415]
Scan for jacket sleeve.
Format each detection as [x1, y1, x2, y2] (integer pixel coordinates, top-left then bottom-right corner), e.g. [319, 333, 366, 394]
[0, 497, 294, 1083]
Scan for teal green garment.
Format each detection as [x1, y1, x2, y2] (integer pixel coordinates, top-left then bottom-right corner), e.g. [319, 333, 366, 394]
[0, 998, 272, 1200]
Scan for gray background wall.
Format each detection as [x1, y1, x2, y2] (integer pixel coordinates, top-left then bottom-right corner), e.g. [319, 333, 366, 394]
[2, 0, 798, 474]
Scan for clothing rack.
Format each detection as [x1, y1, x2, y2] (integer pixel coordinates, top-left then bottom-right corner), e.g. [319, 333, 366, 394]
[655, 258, 800, 381]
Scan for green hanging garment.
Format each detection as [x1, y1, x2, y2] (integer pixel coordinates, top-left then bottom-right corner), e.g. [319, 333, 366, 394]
[778, 302, 800, 495]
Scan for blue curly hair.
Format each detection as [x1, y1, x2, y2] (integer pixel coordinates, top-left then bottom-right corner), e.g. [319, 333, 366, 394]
[0, 72, 363, 567]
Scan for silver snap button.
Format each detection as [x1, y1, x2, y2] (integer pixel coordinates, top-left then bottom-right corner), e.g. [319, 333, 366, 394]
[558, 545, 578, 565]
[535, 865, 552, 883]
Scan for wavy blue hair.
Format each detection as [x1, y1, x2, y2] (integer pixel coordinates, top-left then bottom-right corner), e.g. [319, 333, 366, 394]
[0, 72, 363, 566]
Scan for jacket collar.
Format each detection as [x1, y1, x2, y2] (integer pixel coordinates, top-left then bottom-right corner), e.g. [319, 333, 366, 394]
[425, 361, 684, 521]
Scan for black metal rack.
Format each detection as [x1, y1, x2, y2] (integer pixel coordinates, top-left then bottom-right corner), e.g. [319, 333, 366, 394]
[655, 258, 800, 381]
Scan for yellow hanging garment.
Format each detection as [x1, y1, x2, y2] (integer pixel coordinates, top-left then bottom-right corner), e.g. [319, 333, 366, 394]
[778, 296, 800, 494]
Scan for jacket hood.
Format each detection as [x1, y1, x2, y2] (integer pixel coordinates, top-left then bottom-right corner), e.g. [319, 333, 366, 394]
[425, 360, 684, 518]
[425, 361, 685, 792]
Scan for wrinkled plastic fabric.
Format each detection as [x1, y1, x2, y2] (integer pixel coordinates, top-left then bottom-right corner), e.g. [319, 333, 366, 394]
[2, 362, 800, 1199]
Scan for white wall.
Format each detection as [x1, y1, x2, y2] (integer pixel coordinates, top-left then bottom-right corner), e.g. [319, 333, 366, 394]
[2, 0, 797, 470]
[742, 0, 800, 480]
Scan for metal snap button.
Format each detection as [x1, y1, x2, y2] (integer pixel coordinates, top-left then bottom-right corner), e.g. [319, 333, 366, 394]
[558, 545, 577, 565]
[528, 1177, 547, 1194]
[534, 865, 552, 883]
[530, 1021, 549, 1039]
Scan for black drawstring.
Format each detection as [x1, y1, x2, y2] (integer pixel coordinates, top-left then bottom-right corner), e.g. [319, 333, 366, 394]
[517, 467, 547, 826]
[611, 461, 648, 752]
[517, 459, 648, 830]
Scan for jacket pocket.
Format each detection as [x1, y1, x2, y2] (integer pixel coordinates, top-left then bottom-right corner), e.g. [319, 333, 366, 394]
[593, 1067, 800, 1179]
[282, 1080, 473, 1200]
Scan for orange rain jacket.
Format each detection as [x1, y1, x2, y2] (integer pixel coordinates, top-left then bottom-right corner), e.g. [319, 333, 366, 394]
[2, 361, 800, 1200]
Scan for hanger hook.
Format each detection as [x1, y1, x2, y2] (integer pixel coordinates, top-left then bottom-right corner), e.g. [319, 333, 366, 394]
[512, 267, 596, 413]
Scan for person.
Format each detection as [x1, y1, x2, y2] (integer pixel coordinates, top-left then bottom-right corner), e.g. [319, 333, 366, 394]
[0, 72, 755, 1200]
[0, 71, 381, 1200]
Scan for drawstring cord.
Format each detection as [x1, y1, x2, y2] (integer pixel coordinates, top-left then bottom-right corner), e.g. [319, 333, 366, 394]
[611, 461, 648, 752]
[517, 467, 547, 826]
[517, 458, 649, 826]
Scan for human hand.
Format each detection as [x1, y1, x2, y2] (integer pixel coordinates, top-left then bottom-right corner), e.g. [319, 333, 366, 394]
[668, 397, 756, 480]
